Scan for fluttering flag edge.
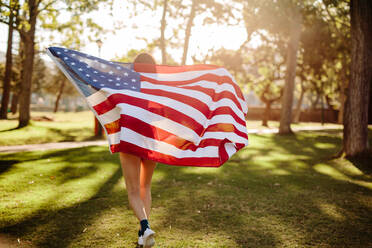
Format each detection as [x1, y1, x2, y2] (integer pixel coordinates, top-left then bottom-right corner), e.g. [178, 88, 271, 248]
[46, 48, 114, 152]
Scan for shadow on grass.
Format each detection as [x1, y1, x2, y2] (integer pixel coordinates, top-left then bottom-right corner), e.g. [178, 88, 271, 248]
[151, 161, 372, 247]
[153, 165, 279, 247]
[270, 129, 372, 183]
[347, 155, 372, 176]
[0, 127, 20, 132]
[150, 130, 372, 247]
[0, 121, 100, 144]
[45, 127, 101, 142]
[0, 160, 19, 174]
[0, 147, 132, 248]
[0, 130, 371, 247]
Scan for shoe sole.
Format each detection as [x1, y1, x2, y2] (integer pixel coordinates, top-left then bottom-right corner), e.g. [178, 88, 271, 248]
[138, 237, 143, 246]
[143, 231, 155, 247]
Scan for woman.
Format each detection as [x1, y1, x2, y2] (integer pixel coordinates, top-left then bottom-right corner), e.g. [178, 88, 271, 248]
[47, 46, 249, 246]
[120, 53, 157, 247]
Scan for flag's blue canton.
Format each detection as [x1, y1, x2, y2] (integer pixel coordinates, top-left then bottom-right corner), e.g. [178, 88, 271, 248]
[49, 47, 141, 92]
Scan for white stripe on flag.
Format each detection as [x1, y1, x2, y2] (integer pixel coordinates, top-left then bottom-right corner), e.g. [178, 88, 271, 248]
[99, 107, 121, 125]
[107, 131, 120, 144]
[86, 90, 107, 105]
[224, 142, 237, 158]
[202, 131, 248, 145]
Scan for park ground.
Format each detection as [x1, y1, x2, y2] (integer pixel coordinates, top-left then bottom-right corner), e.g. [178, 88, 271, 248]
[0, 112, 371, 247]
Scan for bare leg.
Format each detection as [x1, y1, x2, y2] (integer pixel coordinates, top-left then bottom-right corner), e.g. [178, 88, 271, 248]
[140, 159, 156, 218]
[119, 152, 147, 221]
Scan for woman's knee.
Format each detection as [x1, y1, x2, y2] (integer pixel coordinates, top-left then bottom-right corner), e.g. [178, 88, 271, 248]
[126, 184, 141, 198]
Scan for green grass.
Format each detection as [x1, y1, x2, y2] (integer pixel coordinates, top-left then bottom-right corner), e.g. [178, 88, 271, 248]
[244, 120, 343, 129]
[0, 130, 371, 247]
[0, 111, 98, 146]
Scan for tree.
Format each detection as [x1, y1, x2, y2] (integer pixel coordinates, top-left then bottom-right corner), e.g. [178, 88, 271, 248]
[0, 0, 111, 127]
[279, 5, 302, 134]
[180, 0, 233, 65]
[16, 0, 40, 127]
[181, 0, 197, 65]
[42, 69, 76, 113]
[10, 40, 23, 115]
[0, 1, 19, 119]
[160, 0, 168, 64]
[247, 45, 286, 127]
[0, 60, 20, 108]
[343, 0, 371, 157]
[320, 0, 351, 124]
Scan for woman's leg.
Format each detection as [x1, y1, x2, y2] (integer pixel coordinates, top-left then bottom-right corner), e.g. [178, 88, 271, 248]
[119, 152, 147, 221]
[140, 159, 156, 218]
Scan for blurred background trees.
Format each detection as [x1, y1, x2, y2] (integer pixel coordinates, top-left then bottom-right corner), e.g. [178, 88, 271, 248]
[0, 0, 370, 157]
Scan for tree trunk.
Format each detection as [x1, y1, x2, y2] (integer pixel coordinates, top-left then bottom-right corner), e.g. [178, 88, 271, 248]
[343, 0, 372, 157]
[293, 83, 305, 123]
[160, 0, 168, 64]
[369, 79, 372, 124]
[279, 12, 302, 134]
[18, 0, 38, 128]
[338, 82, 346, 124]
[0, 9, 14, 119]
[10, 91, 19, 114]
[182, 0, 196, 65]
[311, 92, 320, 109]
[54, 80, 65, 113]
[320, 93, 325, 125]
[262, 101, 271, 127]
[338, 56, 349, 124]
[325, 95, 338, 122]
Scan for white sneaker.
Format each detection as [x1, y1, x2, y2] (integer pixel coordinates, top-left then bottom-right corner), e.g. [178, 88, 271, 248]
[142, 228, 155, 247]
[138, 235, 144, 246]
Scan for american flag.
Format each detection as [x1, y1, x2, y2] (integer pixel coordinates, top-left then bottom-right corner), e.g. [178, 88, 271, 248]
[47, 47, 248, 167]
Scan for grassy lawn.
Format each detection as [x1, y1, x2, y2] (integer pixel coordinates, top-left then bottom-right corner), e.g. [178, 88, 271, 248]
[0, 130, 371, 247]
[244, 120, 343, 130]
[0, 111, 98, 146]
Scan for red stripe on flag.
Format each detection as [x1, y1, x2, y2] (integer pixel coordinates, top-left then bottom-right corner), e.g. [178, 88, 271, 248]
[93, 98, 115, 114]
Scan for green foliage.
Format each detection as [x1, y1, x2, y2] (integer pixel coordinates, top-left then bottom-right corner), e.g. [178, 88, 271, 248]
[0, 62, 20, 88]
